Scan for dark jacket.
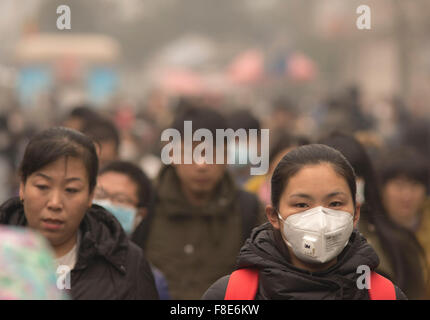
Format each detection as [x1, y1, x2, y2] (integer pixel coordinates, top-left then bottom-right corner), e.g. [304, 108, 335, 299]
[0, 197, 159, 300]
[145, 165, 262, 300]
[203, 222, 407, 300]
[358, 212, 429, 299]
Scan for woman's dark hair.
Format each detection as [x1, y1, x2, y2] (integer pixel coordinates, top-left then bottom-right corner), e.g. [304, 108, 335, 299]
[271, 144, 357, 211]
[377, 146, 429, 193]
[19, 127, 99, 193]
[99, 160, 153, 208]
[318, 131, 428, 298]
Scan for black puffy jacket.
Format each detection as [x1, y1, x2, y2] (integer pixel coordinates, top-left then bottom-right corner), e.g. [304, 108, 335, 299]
[0, 197, 159, 300]
[203, 222, 407, 300]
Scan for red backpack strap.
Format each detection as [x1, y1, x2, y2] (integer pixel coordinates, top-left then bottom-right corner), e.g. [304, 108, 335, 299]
[224, 268, 259, 300]
[368, 271, 396, 300]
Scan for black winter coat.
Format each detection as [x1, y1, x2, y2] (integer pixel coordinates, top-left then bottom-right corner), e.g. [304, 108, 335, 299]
[0, 197, 159, 300]
[203, 222, 407, 300]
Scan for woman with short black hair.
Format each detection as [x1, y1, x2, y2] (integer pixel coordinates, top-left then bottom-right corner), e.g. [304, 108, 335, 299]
[0, 127, 159, 300]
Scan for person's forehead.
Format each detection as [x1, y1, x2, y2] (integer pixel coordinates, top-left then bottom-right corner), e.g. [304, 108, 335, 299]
[98, 172, 138, 193]
[285, 164, 350, 194]
[32, 157, 88, 180]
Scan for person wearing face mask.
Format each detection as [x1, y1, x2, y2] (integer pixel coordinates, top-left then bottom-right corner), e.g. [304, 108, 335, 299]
[203, 144, 406, 300]
[94, 164, 146, 237]
[0, 127, 159, 300]
[94, 160, 171, 299]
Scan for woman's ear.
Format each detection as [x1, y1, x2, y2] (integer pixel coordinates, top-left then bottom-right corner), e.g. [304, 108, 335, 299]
[266, 205, 281, 230]
[353, 203, 361, 228]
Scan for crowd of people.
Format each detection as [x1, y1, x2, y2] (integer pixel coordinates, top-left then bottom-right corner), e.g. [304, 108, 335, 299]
[0, 85, 430, 300]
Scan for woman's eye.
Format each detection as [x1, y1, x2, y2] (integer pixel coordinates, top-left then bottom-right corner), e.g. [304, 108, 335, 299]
[36, 185, 48, 190]
[294, 203, 308, 208]
[66, 188, 79, 194]
[330, 201, 342, 207]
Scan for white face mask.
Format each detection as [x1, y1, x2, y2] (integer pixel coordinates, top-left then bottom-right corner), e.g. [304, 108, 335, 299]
[278, 206, 354, 264]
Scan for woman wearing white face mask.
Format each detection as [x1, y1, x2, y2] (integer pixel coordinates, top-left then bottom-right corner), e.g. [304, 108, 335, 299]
[203, 144, 406, 300]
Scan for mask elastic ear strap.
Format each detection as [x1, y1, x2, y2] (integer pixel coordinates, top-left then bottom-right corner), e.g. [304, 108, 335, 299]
[274, 210, 294, 250]
[352, 208, 358, 227]
[275, 208, 286, 223]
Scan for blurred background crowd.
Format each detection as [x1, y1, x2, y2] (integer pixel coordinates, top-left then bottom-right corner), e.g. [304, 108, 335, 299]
[1, 0, 430, 299]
